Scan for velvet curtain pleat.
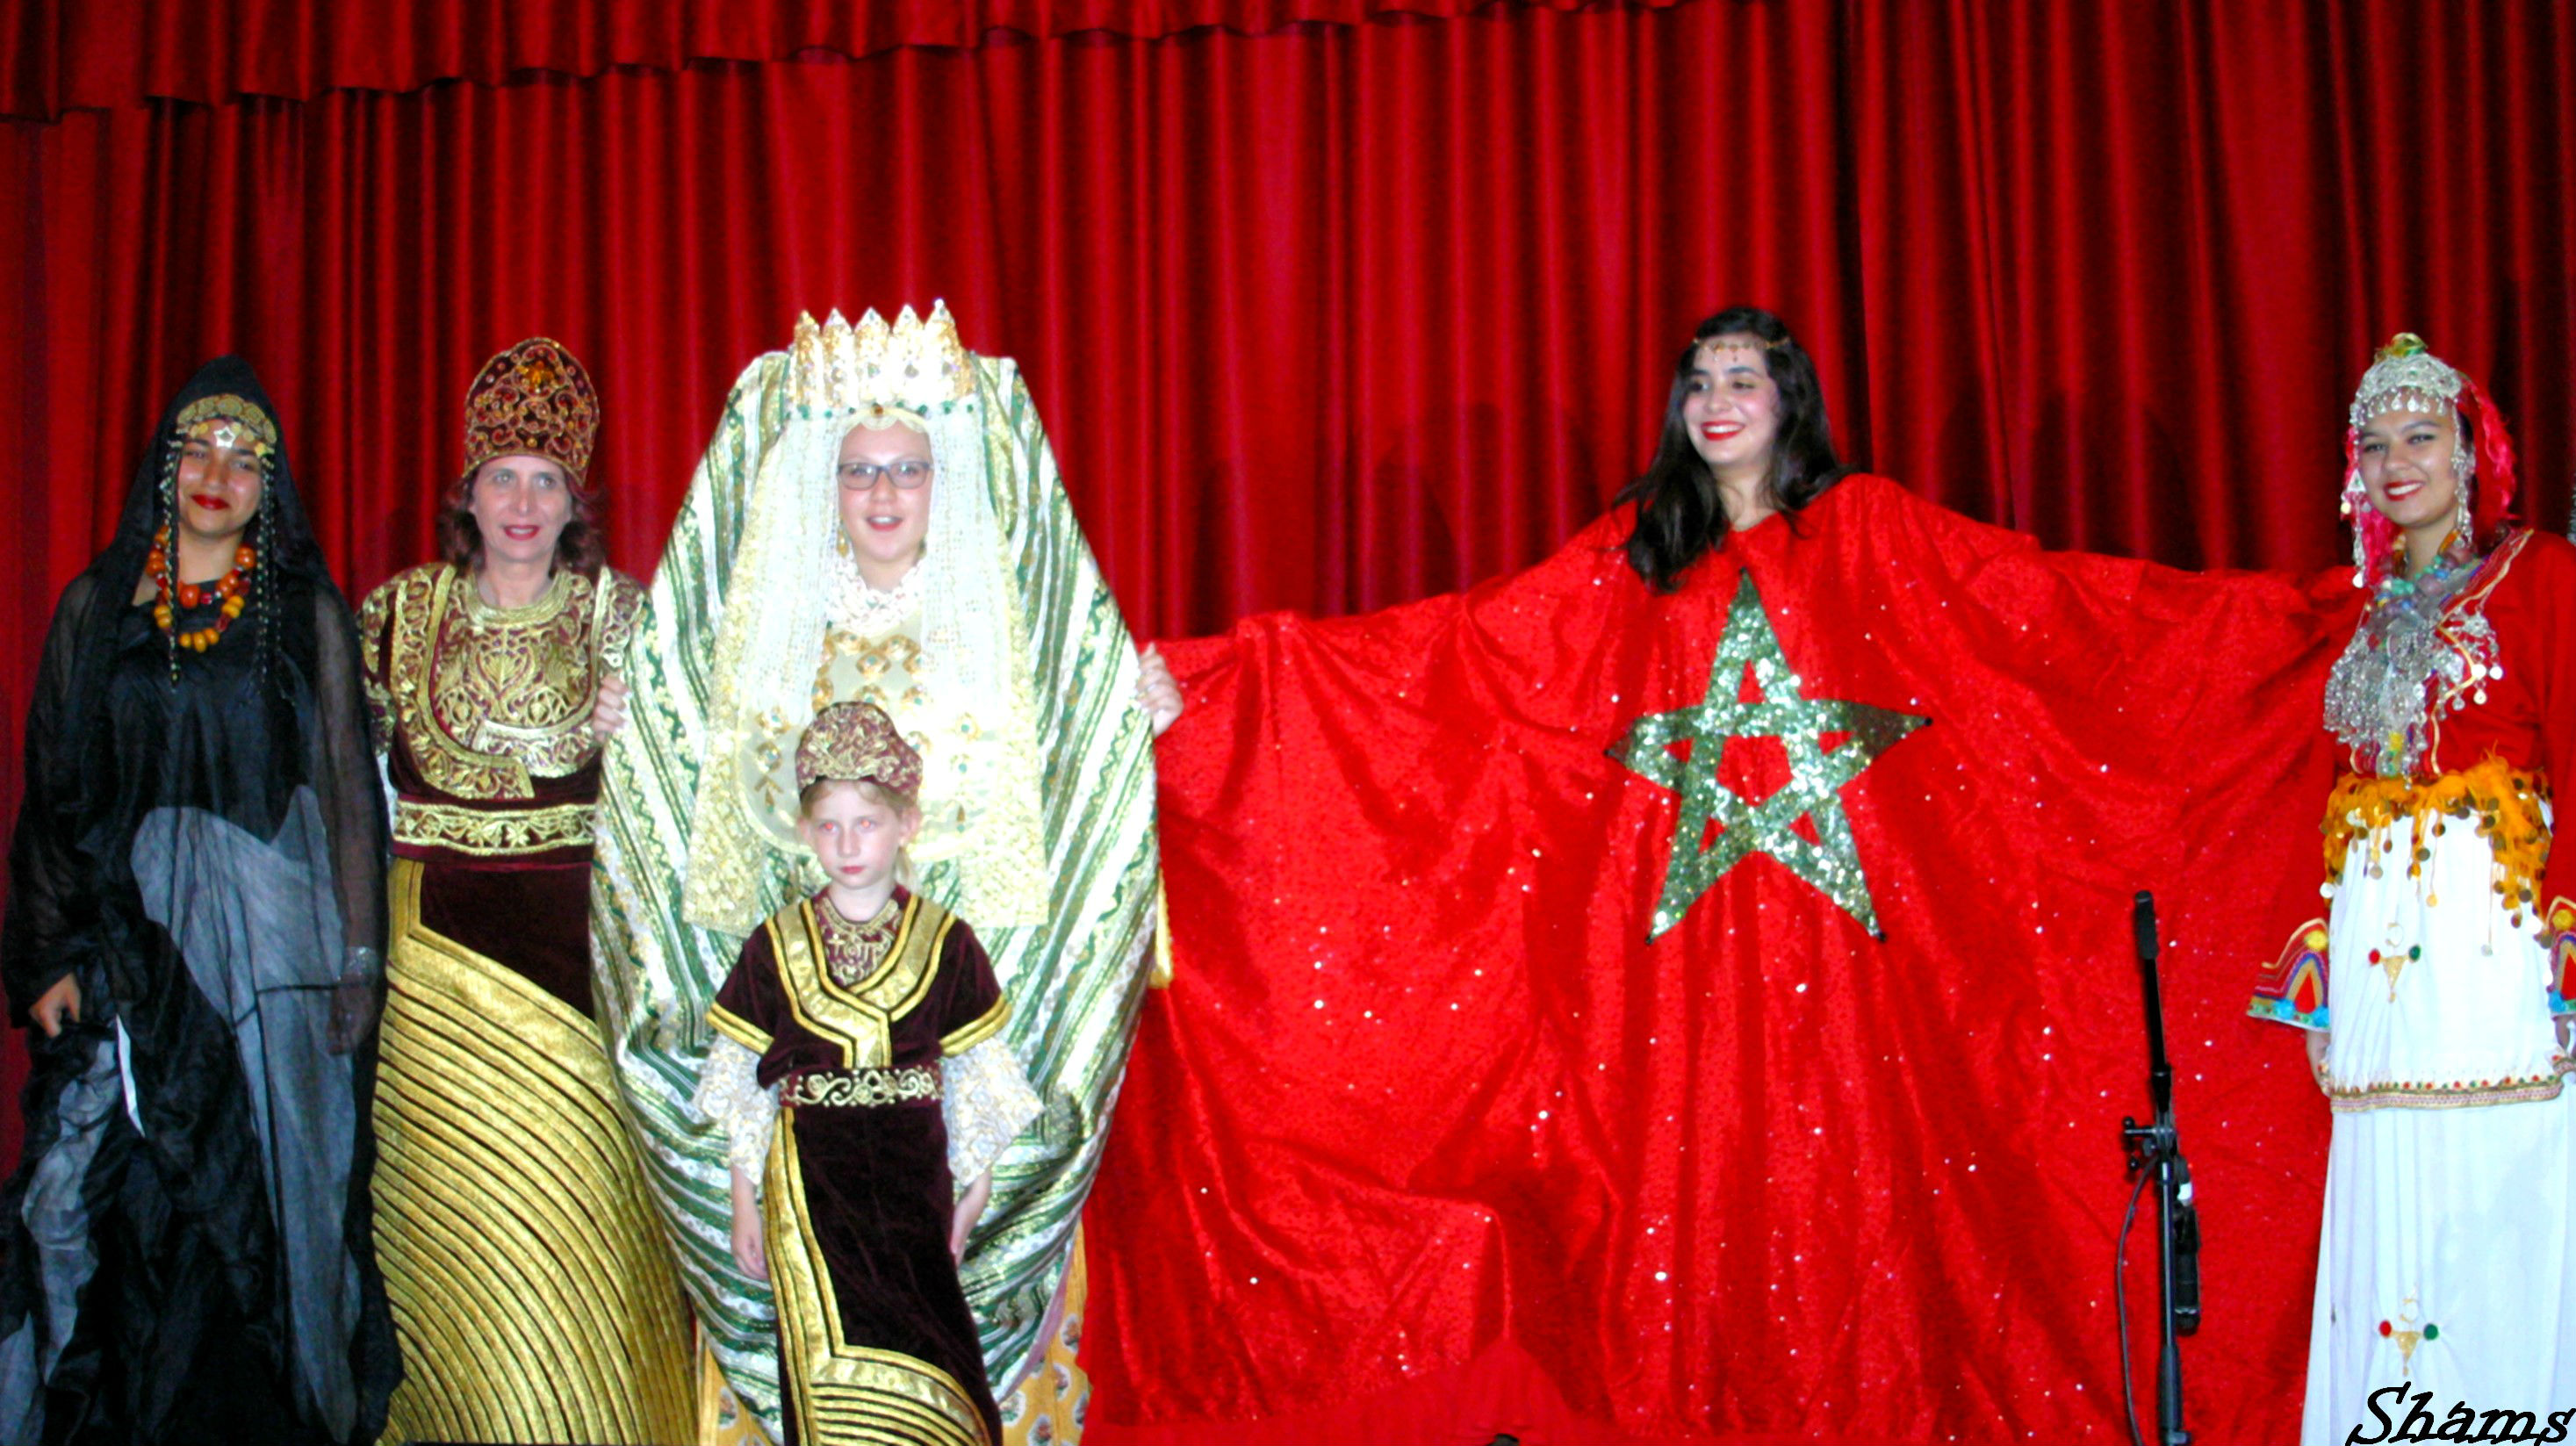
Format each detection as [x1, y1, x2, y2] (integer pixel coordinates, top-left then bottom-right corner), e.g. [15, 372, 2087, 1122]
[0, 0, 1686, 120]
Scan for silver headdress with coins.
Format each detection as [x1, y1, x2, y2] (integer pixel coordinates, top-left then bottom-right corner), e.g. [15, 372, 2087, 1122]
[2324, 334, 2519, 777]
[2340, 334, 2473, 580]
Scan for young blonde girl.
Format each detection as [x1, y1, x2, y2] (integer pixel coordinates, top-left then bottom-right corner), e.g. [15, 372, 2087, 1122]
[695, 701, 1040, 1446]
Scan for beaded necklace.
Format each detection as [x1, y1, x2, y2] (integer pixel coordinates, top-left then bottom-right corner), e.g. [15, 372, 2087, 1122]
[145, 524, 258, 652]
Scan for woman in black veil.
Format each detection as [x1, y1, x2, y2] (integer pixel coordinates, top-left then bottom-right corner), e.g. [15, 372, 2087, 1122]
[0, 356, 398, 1443]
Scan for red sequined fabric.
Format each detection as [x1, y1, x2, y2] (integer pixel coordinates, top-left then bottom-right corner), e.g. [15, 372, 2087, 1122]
[1091, 477, 2359, 1442]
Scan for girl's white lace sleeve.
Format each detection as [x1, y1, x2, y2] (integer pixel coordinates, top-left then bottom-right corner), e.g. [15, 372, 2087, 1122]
[944, 1037, 1041, 1191]
[693, 1035, 779, 1179]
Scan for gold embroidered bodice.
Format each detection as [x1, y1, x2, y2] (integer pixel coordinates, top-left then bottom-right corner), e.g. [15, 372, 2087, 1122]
[363, 564, 647, 801]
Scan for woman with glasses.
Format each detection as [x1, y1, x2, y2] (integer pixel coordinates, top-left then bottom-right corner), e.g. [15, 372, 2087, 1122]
[594, 306, 1174, 1442]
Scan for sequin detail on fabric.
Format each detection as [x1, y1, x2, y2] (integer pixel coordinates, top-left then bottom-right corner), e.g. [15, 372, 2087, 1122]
[1612, 570, 1927, 939]
[2321, 756, 2554, 935]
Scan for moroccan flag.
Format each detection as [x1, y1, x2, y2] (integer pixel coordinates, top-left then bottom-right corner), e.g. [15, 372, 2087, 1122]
[1087, 476, 2356, 1442]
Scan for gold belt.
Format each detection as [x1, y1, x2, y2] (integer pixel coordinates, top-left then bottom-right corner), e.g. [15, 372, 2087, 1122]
[781, 1064, 942, 1109]
[394, 798, 594, 858]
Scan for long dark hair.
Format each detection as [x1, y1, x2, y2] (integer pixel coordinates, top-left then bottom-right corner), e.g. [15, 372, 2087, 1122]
[1616, 306, 1850, 592]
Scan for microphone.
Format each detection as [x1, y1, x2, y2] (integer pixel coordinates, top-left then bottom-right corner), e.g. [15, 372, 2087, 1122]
[2135, 891, 2170, 1116]
[2116, 886, 2199, 1439]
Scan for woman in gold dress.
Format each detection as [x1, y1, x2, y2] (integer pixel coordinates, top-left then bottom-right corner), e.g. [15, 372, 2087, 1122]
[358, 339, 695, 1442]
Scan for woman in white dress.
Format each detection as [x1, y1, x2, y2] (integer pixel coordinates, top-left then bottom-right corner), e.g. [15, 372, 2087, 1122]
[2249, 334, 2576, 1441]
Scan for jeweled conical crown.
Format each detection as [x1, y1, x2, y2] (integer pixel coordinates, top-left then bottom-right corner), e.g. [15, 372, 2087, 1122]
[788, 301, 974, 414]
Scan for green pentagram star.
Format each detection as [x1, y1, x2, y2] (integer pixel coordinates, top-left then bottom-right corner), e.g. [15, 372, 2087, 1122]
[1614, 572, 1927, 940]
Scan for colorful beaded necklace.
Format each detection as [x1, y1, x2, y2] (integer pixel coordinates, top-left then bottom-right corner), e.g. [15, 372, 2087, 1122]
[145, 524, 258, 652]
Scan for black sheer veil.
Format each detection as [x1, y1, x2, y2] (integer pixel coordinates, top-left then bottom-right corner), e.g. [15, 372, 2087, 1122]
[0, 356, 395, 1442]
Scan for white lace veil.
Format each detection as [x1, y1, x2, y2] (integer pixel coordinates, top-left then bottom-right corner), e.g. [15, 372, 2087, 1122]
[682, 305, 1027, 932]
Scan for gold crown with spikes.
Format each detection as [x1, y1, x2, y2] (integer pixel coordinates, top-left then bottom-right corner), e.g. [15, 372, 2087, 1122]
[788, 301, 975, 417]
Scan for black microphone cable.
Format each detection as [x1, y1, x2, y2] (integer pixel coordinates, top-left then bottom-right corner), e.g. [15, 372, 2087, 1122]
[2116, 1156, 2155, 1446]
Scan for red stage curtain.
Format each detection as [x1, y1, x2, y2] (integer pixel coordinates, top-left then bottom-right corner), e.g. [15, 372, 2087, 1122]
[8, 1, 2572, 780]
[0, 0, 1665, 120]
[1, 0, 2573, 1436]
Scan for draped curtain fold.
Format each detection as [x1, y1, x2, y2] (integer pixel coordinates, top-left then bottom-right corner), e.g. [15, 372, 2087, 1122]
[0, 0, 1659, 120]
[3, 0, 2574, 1433]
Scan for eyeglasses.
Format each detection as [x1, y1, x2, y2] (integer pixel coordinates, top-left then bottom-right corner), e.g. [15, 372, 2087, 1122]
[837, 459, 934, 490]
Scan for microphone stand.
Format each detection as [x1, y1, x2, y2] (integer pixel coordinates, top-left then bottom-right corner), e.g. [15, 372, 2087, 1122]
[2119, 890, 2199, 1446]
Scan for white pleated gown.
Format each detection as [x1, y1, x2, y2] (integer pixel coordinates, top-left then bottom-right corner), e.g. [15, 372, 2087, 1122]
[2301, 806, 2576, 1445]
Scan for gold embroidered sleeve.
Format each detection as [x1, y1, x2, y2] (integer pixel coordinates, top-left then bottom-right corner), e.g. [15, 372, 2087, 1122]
[356, 577, 397, 752]
[693, 1035, 780, 1182]
[942, 1037, 1040, 1192]
[597, 568, 649, 679]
